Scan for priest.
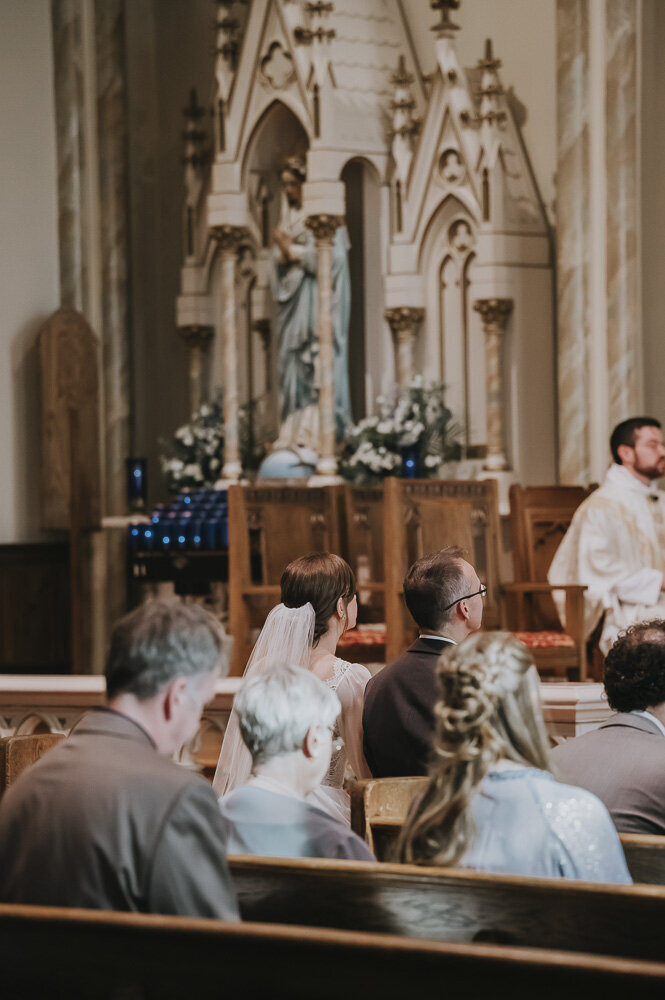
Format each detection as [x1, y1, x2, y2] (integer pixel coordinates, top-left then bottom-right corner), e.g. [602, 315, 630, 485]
[549, 417, 665, 654]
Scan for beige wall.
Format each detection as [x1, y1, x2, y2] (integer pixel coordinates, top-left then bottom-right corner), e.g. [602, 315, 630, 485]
[405, 0, 557, 221]
[0, 0, 59, 542]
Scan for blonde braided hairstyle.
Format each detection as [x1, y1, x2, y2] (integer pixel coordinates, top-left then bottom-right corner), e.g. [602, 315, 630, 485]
[397, 631, 551, 867]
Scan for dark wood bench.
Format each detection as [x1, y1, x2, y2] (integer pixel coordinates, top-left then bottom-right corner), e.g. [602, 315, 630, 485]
[228, 854, 665, 963]
[2, 903, 665, 999]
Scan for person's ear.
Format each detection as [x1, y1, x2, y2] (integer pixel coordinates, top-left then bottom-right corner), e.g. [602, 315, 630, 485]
[457, 599, 470, 623]
[303, 724, 326, 759]
[163, 677, 186, 722]
[336, 597, 346, 619]
[617, 443, 634, 466]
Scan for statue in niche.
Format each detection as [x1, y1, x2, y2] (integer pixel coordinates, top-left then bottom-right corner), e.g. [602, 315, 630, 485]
[270, 157, 351, 452]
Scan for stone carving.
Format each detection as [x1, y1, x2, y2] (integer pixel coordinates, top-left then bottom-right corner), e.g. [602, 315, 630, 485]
[448, 219, 474, 253]
[439, 148, 465, 185]
[474, 297, 513, 471]
[260, 41, 295, 90]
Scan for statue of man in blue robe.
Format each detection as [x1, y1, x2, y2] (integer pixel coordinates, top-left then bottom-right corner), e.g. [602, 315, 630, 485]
[270, 158, 351, 449]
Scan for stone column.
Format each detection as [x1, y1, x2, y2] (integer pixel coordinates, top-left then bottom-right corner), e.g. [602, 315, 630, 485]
[605, 0, 640, 425]
[473, 298, 513, 471]
[212, 225, 248, 481]
[384, 307, 424, 386]
[179, 325, 213, 415]
[556, 0, 592, 483]
[306, 214, 343, 479]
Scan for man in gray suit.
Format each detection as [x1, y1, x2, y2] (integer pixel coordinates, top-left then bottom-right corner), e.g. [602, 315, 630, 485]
[0, 597, 239, 919]
[552, 620, 665, 835]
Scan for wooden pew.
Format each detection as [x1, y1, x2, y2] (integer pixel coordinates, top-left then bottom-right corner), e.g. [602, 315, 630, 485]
[0, 733, 64, 798]
[2, 903, 665, 999]
[620, 834, 665, 886]
[227, 855, 665, 963]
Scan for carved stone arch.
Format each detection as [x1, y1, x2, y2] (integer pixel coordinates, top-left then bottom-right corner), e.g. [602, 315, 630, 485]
[337, 154, 384, 186]
[240, 97, 311, 194]
[417, 193, 479, 271]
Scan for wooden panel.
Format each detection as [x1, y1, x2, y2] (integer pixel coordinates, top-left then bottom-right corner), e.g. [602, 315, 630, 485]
[229, 855, 665, 963]
[3, 904, 665, 999]
[0, 543, 70, 673]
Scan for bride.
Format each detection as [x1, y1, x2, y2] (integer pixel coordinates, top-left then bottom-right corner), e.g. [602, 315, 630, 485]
[213, 552, 372, 825]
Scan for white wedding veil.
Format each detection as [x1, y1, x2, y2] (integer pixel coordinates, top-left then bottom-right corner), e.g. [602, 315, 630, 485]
[212, 602, 316, 797]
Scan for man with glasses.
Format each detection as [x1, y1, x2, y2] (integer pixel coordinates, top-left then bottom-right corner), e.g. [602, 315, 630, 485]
[362, 546, 486, 777]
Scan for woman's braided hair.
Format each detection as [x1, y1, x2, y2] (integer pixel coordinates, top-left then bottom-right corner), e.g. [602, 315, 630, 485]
[396, 631, 551, 866]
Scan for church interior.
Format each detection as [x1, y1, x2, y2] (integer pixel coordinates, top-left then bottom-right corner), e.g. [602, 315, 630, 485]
[4, 0, 665, 992]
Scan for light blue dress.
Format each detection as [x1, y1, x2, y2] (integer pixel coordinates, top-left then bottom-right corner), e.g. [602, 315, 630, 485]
[462, 768, 632, 884]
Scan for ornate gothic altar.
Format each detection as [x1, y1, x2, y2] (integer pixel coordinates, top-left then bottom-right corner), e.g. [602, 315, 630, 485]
[176, 0, 556, 496]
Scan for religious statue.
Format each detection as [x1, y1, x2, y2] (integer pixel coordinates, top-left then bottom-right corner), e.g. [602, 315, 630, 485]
[270, 157, 351, 450]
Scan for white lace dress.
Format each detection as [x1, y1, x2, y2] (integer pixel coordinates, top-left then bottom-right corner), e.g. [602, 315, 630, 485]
[306, 658, 372, 826]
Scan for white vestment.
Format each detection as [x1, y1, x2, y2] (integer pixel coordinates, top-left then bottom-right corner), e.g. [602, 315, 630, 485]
[548, 464, 665, 654]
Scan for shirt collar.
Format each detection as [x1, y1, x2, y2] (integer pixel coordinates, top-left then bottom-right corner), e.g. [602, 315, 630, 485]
[631, 709, 665, 738]
[605, 463, 660, 499]
[418, 634, 456, 644]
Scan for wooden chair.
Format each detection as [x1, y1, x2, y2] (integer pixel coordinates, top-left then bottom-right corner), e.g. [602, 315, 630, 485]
[505, 484, 595, 679]
[383, 478, 503, 663]
[349, 776, 427, 854]
[229, 853, 665, 964]
[336, 484, 386, 661]
[619, 834, 665, 886]
[0, 733, 64, 797]
[3, 903, 665, 1000]
[228, 484, 342, 675]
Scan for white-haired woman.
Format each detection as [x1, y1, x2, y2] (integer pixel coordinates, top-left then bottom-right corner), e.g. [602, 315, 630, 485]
[397, 632, 631, 882]
[218, 663, 374, 861]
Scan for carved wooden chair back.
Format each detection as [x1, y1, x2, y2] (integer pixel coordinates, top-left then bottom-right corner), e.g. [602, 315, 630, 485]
[228, 484, 342, 674]
[349, 776, 428, 855]
[0, 733, 64, 798]
[339, 485, 384, 622]
[383, 478, 502, 662]
[509, 484, 594, 630]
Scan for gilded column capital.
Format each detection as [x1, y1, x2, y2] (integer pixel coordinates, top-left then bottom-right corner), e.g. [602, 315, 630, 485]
[384, 306, 425, 336]
[211, 224, 249, 253]
[178, 324, 214, 349]
[473, 297, 513, 330]
[305, 214, 344, 242]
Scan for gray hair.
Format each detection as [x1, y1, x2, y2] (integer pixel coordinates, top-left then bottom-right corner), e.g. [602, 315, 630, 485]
[234, 663, 341, 765]
[105, 597, 230, 700]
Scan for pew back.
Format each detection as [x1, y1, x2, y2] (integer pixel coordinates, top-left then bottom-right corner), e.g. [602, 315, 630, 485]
[2, 903, 665, 999]
[228, 855, 665, 963]
[0, 732, 64, 797]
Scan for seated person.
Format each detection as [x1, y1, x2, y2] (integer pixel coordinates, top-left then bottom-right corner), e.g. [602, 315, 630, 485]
[363, 546, 485, 777]
[396, 632, 631, 883]
[218, 663, 374, 861]
[552, 620, 665, 834]
[0, 598, 239, 918]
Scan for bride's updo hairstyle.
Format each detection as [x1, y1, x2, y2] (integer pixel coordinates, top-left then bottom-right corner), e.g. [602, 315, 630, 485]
[281, 553, 356, 645]
[397, 631, 551, 867]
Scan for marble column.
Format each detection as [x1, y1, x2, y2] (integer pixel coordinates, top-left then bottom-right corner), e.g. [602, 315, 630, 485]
[385, 307, 424, 386]
[473, 298, 513, 471]
[179, 325, 213, 415]
[212, 226, 248, 481]
[605, 0, 640, 425]
[556, 0, 591, 484]
[306, 215, 343, 479]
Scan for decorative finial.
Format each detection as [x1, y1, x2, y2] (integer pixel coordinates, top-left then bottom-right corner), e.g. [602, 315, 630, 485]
[430, 0, 461, 34]
[391, 54, 414, 88]
[478, 38, 501, 71]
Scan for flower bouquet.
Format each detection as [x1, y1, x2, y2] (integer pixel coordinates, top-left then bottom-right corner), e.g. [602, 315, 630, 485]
[340, 376, 461, 485]
[160, 401, 225, 493]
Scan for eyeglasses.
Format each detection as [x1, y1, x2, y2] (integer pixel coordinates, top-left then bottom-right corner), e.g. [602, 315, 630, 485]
[442, 584, 488, 613]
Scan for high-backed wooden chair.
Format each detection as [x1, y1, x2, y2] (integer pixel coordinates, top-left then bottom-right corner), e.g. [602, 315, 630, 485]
[0, 733, 64, 797]
[228, 484, 342, 675]
[383, 478, 502, 663]
[505, 484, 595, 679]
[336, 484, 386, 661]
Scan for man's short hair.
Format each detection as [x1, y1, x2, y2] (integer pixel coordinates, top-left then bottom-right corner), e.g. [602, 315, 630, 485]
[105, 597, 229, 700]
[234, 663, 341, 765]
[610, 417, 661, 464]
[604, 620, 665, 712]
[403, 546, 468, 632]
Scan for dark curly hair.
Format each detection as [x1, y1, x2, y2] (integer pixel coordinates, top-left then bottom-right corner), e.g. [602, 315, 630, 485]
[604, 620, 665, 712]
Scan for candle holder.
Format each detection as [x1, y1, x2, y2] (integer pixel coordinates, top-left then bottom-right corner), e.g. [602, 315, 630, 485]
[126, 458, 147, 512]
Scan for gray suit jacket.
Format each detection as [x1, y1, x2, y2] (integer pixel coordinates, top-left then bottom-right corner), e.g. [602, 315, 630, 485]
[0, 708, 239, 919]
[551, 712, 665, 835]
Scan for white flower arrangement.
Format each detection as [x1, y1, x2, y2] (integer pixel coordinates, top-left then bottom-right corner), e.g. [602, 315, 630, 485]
[160, 401, 225, 493]
[340, 377, 461, 485]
